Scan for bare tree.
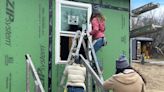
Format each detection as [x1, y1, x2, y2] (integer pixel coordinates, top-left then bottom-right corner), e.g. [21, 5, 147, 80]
[132, 9, 164, 57]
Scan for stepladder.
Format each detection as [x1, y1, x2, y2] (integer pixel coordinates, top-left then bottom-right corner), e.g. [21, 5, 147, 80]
[60, 24, 107, 92]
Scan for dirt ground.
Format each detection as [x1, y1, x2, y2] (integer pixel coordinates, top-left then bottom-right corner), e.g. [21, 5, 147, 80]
[132, 62, 164, 92]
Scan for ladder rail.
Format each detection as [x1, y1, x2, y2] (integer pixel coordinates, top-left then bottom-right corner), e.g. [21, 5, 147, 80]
[25, 54, 45, 92]
[67, 30, 81, 64]
[86, 32, 104, 81]
[80, 55, 103, 86]
[82, 40, 90, 61]
[80, 55, 108, 92]
[73, 29, 87, 61]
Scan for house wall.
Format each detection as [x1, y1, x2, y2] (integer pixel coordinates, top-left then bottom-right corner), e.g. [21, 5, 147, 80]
[0, 0, 49, 92]
[0, 0, 129, 92]
[52, 0, 130, 92]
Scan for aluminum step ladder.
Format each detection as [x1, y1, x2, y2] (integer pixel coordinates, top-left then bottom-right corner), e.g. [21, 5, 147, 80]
[60, 24, 107, 92]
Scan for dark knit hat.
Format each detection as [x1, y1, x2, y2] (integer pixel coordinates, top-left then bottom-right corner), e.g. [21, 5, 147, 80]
[116, 54, 129, 69]
[92, 5, 101, 14]
[74, 55, 82, 64]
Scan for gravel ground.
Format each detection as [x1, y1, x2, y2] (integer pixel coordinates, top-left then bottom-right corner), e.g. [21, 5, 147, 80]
[132, 62, 164, 92]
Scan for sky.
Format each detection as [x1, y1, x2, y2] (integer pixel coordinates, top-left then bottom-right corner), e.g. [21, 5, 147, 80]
[131, 0, 164, 9]
[131, 0, 164, 17]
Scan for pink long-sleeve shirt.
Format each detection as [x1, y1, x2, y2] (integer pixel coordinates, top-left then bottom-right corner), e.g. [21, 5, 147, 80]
[90, 17, 105, 39]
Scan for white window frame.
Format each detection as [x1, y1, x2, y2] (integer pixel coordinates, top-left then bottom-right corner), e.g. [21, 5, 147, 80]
[55, 0, 92, 64]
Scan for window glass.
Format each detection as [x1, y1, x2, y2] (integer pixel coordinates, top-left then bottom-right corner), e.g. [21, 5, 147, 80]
[55, 1, 91, 64]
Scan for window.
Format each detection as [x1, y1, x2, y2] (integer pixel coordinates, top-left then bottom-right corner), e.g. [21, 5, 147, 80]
[55, 0, 91, 64]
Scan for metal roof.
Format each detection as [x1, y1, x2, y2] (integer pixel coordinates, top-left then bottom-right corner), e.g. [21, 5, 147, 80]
[132, 37, 153, 41]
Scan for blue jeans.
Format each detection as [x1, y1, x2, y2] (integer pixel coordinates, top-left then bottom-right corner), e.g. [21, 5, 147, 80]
[93, 37, 104, 53]
[93, 37, 105, 70]
[67, 86, 84, 92]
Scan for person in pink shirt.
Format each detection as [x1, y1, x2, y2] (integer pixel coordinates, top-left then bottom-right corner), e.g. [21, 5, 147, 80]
[90, 5, 107, 67]
[90, 5, 106, 53]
